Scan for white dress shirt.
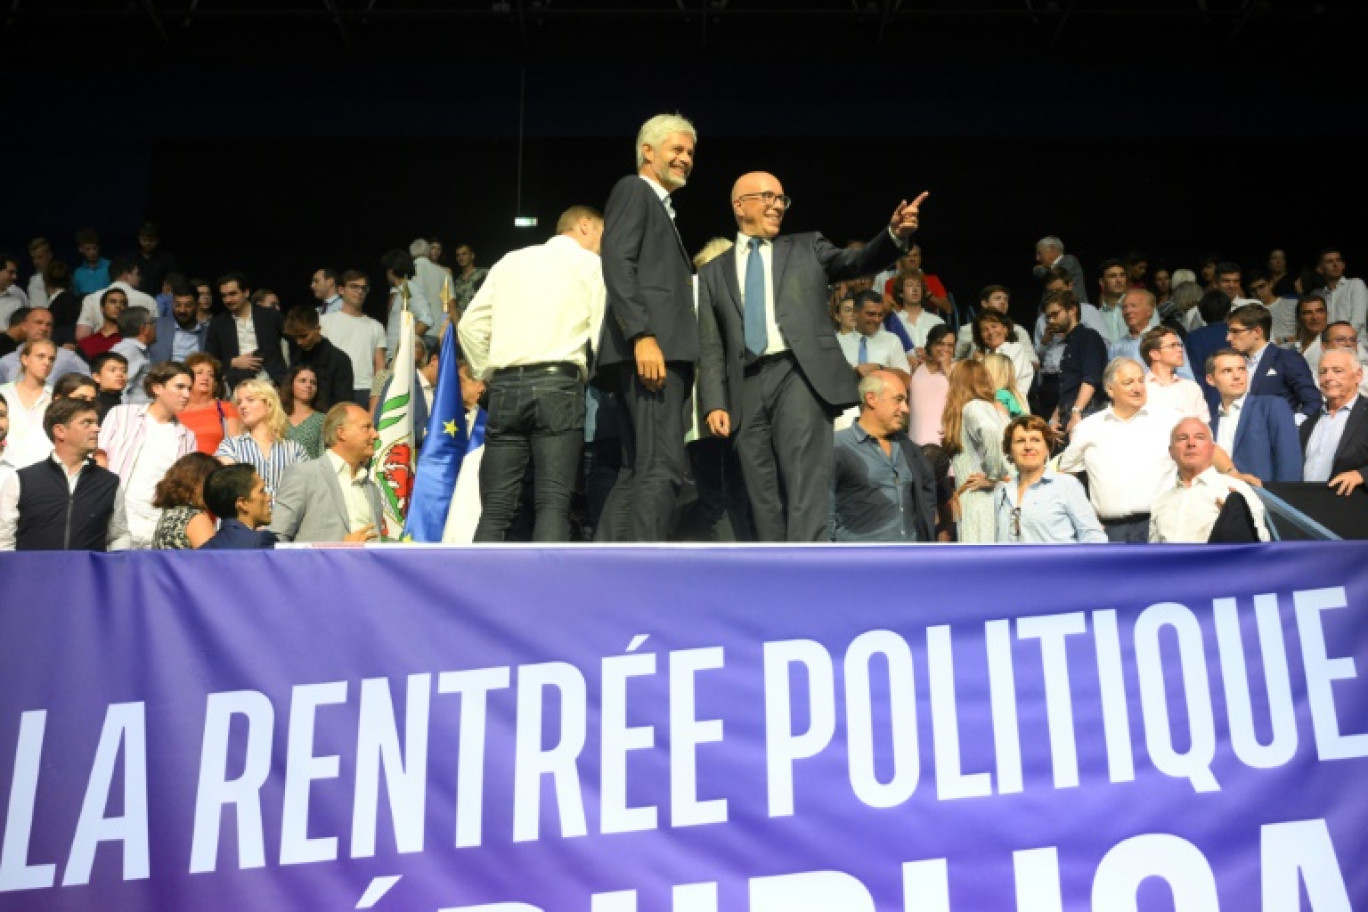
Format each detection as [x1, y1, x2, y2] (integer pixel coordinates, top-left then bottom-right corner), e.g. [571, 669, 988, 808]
[956, 323, 1033, 361]
[0, 382, 52, 468]
[837, 328, 910, 373]
[325, 449, 375, 533]
[1059, 404, 1182, 519]
[1149, 465, 1269, 542]
[895, 307, 944, 349]
[458, 234, 606, 381]
[1322, 278, 1368, 337]
[1146, 374, 1211, 423]
[111, 338, 150, 404]
[734, 234, 786, 356]
[1303, 395, 1359, 483]
[1215, 394, 1245, 455]
[386, 282, 434, 355]
[26, 274, 47, 310]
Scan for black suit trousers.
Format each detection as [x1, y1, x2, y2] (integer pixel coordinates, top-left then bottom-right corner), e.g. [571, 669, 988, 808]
[736, 353, 834, 542]
[596, 363, 693, 542]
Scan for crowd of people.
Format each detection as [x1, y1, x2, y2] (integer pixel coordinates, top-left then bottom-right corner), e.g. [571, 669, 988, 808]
[2, 115, 1365, 550]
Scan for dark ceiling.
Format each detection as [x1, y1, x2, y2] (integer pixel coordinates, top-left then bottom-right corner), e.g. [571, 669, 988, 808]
[7, 0, 1365, 65]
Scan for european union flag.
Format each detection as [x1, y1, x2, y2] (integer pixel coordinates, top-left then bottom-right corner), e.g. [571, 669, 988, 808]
[404, 334, 469, 541]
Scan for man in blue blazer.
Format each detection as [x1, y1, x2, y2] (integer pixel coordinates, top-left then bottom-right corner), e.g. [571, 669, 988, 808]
[1226, 304, 1321, 421]
[1206, 349, 1302, 482]
[593, 114, 698, 542]
[147, 283, 206, 365]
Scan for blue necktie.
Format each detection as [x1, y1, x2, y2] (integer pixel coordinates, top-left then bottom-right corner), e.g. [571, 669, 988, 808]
[744, 237, 768, 358]
[858, 335, 868, 364]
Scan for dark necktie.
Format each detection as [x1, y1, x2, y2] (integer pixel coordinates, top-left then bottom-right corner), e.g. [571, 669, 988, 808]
[744, 237, 768, 357]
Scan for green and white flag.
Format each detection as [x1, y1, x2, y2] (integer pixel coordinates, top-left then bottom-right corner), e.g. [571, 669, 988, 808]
[372, 308, 415, 540]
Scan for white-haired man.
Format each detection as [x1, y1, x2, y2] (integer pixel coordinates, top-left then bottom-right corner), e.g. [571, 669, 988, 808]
[409, 237, 450, 320]
[1033, 236, 1088, 304]
[593, 112, 699, 542]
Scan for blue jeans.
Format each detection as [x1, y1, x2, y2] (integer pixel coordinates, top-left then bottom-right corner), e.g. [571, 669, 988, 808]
[475, 369, 584, 542]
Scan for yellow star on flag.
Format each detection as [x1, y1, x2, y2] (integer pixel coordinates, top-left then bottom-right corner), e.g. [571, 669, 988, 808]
[444, 419, 459, 437]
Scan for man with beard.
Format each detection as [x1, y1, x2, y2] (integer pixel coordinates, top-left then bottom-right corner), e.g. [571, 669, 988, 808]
[149, 282, 208, 364]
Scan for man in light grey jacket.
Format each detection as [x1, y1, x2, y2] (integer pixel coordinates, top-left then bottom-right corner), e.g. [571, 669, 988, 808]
[269, 402, 382, 543]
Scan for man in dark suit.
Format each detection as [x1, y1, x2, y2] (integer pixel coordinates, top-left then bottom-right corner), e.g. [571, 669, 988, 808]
[697, 171, 928, 541]
[204, 271, 287, 391]
[593, 113, 698, 541]
[1206, 348, 1302, 483]
[1033, 236, 1088, 304]
[1185, 289, 1234, 413]
[1301, 348, 1368, 495]
[1227, 303, 1321, 421]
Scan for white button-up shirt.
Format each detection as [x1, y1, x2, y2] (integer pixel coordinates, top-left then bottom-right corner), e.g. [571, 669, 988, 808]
[1150, 465, 1269, 542]
[458, 234, 606, 381]
[325, 449, 374, 533]
[1059, 404, 1183, 519]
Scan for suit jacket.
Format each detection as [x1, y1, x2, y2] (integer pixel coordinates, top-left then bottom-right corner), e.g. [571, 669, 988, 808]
[698, 228, 903, 423]
[267, 454, 383, 543]
[1249, 343, 1322, 420]
[1186, 320, 1229, 412]
[147, 315, 207, 364]
[593, 175, 697, 378]
[205, 304, 288, 390]
[1211, 394, 1302, 482]
[1299, 396, 1368, 481]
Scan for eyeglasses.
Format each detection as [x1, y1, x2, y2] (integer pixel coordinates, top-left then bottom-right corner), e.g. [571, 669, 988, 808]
[735, 191, 792, 210]
[346, 283, 370, 293]
[1227, 325, 1253, 335]
[1010, 506, 1022, 541]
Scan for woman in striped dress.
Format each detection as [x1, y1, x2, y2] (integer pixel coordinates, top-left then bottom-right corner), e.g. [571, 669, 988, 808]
[215, 379, 308, 493]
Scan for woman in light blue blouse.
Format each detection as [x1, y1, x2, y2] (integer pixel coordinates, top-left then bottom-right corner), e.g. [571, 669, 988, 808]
[995, 415, 1107, 543]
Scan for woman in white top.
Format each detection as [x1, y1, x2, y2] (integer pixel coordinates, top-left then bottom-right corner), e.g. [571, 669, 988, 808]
[972, 310, 1035, 398]
[0, 339, 57, 468]
[215, 379, 308, 493]
[942, 358, 1009, 543]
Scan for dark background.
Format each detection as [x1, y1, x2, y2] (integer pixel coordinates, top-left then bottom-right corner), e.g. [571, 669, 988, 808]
[5, 1, 1366, 325]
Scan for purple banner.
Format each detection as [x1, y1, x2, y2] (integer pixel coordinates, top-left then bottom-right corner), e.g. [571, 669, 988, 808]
[2, 543, 1367, 910]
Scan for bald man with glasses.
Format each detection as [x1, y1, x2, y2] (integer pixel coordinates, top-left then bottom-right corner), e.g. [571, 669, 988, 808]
[696, 171, 929, 541]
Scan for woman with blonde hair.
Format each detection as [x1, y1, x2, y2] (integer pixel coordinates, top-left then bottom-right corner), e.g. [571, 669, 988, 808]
[942, 358, 1009, 543]
[215, 378, 308, 492]
[983, 352, 1028, 419]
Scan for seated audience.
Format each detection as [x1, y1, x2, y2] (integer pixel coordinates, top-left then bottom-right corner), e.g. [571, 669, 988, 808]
[0, 397, 129, 550]
[151, 451, 220, 549]
[268, 402, 382, 543]
[99, 361, 199, 549]
[830, 370, 938, 542]
[52, 372, 98, 403]
[1151, 417, 1269, 542]
[200, 463, 278, 549]
[148, 282, 208, 364]
[215, 378, 308, 493]
[0, 308, 90, 383]
[995, 415, 1105, 543]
